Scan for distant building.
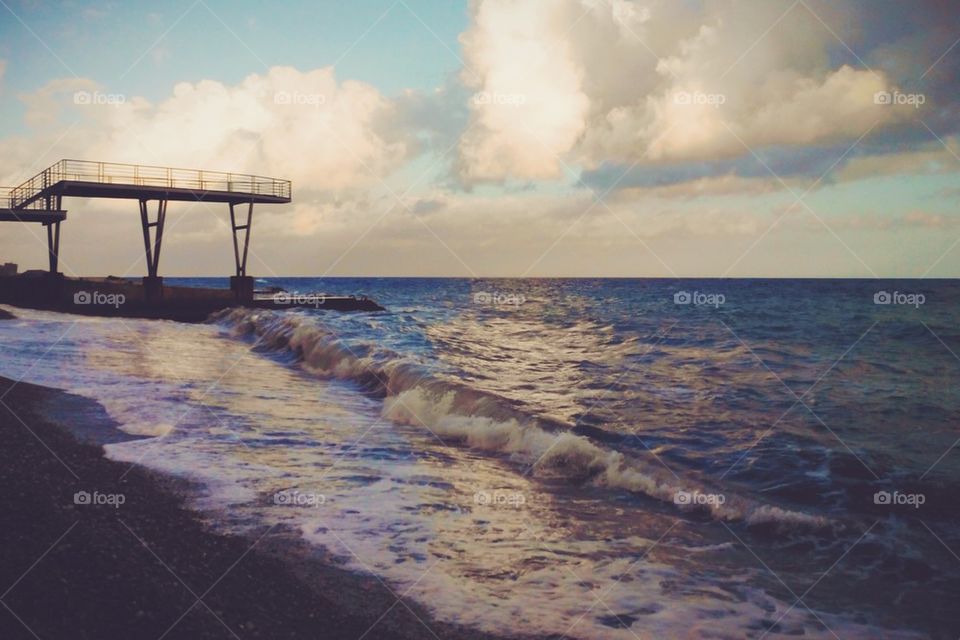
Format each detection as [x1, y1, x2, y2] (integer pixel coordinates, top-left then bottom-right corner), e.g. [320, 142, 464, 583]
[0, 263, 17, 277]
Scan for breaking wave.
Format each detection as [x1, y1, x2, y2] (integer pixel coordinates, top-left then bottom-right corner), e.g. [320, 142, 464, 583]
[213, 308, 830, 531]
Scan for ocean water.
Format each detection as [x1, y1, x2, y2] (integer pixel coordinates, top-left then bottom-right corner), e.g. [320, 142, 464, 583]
[1, 278, 958, 639]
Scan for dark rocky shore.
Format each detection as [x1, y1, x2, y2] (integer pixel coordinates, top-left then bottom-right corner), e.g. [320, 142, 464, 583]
[0, 375, 512, 640]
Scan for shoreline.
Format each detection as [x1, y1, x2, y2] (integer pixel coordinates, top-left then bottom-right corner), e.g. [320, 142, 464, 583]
[0, 374, 518, 640]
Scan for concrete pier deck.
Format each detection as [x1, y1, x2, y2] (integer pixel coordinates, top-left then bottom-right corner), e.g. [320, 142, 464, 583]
[0, 274, 383, 322]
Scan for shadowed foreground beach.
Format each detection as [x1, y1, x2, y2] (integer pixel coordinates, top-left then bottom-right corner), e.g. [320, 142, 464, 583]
[0, 373, 512, 640]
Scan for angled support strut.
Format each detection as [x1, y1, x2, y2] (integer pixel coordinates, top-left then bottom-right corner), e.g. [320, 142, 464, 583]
[139, 199, 167, 278]
[230, 201, 254, 277]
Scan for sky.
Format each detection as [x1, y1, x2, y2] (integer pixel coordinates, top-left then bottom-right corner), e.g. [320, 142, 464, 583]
[0, 0, 958, 278]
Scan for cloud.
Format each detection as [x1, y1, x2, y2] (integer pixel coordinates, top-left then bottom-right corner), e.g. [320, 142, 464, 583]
[789, 209, 960, 232]
[833, 137, 960, 183]
[456, 0, 591, 182]
[609, 173, 787, 201]
[0, 66, 427, 277]
[2, 3, 959, 278]
[3, 66, 413, 192]
[457, 0, 924, 183]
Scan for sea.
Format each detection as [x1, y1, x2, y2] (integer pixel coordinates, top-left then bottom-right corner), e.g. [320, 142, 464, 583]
[1, 278, 958, 639]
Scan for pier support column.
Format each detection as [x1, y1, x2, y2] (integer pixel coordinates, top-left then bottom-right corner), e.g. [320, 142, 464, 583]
[229, 201, 255, 303]
[44, 220, 61, 274]
[44, 195, 62, 275]
[142, 276, 164, 301]
[139, 199, 167, 301]
[230, 275, 254, 303]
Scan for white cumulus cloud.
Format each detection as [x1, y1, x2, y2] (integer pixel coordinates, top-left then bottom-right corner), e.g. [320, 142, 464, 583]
[458, 0, 921, 182]
[3, 66, 411, 192]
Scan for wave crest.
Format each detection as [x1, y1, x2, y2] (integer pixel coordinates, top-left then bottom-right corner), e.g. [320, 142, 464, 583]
[213, 308, 830, 532]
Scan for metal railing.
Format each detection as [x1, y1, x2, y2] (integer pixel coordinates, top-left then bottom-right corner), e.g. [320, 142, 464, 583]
[0, 186, 58, 210]
[9, 159, 292, 208]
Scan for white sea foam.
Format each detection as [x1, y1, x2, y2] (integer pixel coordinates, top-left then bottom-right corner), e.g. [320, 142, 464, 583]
[217, 308, 831, 531]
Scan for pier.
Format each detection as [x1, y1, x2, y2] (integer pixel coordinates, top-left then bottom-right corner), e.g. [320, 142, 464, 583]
[0, 159, 382, 319]
[2, 159, 290, 300]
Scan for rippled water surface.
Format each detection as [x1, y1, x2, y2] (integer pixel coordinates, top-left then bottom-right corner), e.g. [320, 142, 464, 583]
[2, 278, 958, 639]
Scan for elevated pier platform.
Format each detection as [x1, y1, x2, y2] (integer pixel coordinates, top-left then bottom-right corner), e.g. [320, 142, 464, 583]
[0, 160, 383, 318]
[0, 210, 66, 223]
[10, 160, 290, 208]
[2, 159, 292, 303]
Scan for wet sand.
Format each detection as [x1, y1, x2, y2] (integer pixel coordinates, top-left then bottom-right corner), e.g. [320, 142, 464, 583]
[0, 374, 517, 640]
